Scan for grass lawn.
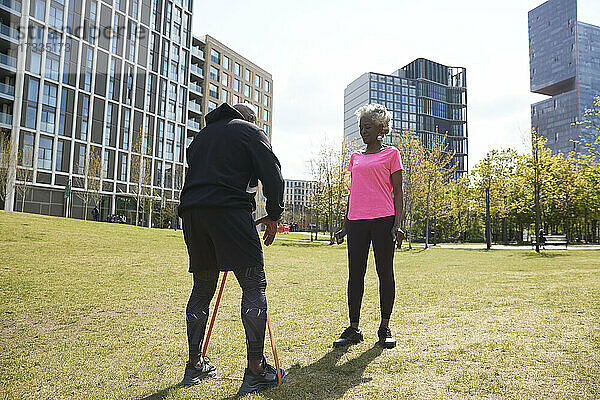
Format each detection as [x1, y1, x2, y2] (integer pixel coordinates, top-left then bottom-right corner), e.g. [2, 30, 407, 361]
[0, 211, 599, 400]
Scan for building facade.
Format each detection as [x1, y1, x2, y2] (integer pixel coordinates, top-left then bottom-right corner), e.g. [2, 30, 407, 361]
[529, 0, 600, 154]
[1, 0, 274, 223]
[191, 34, 273, 218]
[343, 58, 468, 176]
[2, 0, 192, 224]
[282, 179, 314, 229]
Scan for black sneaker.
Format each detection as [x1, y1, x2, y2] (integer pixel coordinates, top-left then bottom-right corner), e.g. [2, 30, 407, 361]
[237, 358, 285, 396]
[181, 357, 217, 387]
[377, 326, 397, 349]
[333, 326, 364, 347]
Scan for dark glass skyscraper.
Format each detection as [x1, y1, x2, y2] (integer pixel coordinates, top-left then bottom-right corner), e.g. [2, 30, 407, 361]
[529, 0, 600, 154]
[344, 58, 468, 176]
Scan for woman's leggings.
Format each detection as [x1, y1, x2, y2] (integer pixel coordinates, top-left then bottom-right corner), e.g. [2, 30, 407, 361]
[186, 266, 267, 361]
[346, 215, 396, 324]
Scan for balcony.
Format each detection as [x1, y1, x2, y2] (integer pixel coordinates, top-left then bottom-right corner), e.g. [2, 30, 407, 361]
[0, 111, 12, 128]
[189, 82, 203, 96]
[191, 47, 205, 61]
[0, 52, 17, 72]
[0, 81, 14, 99]
[0, 23, 19, 43]
[188, 100, 202, 115]
[190, 64, 204, 79]
[187, 119, 200, 131]
[0, 0, 21, 15]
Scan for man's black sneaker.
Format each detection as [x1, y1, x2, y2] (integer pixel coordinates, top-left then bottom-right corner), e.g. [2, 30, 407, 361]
[237, 359, 285, 396]
[333, 326, 364, 347]
[377, 326, 397, 349]
[180, 357, 217, 387]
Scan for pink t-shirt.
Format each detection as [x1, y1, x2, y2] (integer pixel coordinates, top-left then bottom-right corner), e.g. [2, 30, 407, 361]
[347, 146, 403, 220]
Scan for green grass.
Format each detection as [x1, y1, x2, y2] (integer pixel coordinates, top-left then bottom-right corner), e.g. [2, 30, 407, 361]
[0, 211, 599, 400]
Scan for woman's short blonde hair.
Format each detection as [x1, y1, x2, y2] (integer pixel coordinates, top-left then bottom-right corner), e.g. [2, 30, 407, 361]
[355, 103, 392, 135]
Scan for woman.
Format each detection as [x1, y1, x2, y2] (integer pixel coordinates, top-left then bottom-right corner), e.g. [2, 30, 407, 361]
[334, 103, 404, 349]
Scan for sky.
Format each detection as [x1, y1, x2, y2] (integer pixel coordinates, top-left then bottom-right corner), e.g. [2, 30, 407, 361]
[193, 0, 600, 180]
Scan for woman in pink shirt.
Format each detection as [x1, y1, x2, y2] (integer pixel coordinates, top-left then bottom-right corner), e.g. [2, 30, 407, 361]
[334, 104, 404, 349]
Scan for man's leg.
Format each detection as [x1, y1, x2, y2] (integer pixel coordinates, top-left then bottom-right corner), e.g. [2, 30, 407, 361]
[186, 269, 219, 366]
[233, 266, 267, 374]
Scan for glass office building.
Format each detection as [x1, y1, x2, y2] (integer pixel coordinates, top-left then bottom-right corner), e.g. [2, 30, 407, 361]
[529, 0, 600, 154]
[343, 58, 468, 176]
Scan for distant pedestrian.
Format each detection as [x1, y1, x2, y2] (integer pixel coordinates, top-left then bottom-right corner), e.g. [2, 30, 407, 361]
[92, 206, 99, 222]
[334, 103, 404, 349]
[539, 228, 546, 248]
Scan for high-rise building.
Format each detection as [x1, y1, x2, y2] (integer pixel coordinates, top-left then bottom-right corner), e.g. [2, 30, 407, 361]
[1, 0, 193, 224]
[189, 34, 273, 218]
[529, 0, 600, 154]
[0, 0, 274, 223]
[343, 58, 468, 176]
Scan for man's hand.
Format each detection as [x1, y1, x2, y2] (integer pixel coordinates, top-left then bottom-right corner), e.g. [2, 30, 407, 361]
[334, 227, 346, 245]
[391, 225, 405, 244]
[255, 216, 278, 246]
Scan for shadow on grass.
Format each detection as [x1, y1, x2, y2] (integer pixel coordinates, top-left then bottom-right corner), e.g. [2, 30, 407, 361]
[521, 251, 568, 259]
[138, 384, 180, 400]
[222, 345, 384, 400]
[277, 241, 332, 248]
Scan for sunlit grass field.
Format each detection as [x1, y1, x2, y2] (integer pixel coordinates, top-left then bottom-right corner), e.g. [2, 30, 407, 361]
[0, 211, 599, 399]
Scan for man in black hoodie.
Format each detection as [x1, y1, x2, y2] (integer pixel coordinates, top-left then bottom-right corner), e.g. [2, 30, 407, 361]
[177, 103, 285, 395]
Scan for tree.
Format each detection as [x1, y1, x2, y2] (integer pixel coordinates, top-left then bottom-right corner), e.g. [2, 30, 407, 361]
[15, 148, 34, 213]
[73, 145, 102, 220]
[0, 134, 15, 205]
[130, 127, 152, 226]
[577, 95, 600, 159]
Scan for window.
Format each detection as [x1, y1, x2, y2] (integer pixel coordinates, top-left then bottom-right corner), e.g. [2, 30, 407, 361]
[105, 103, 113, 146]
[244, 84, 250, 97]
[178, 87, 186, 123]
[222, 89, 228, 103]
[112, 14, 120, 55]
[45, 31, 61, 81]
[165, 123, 174, 160]
[254, 90, 259, 102]
[264, 80, 270, 92]
[172, 6, 181, 42]
[223, 56, 229, 70]
[81, 46, 94, 92]
[118, 153, 127, 180]
[255, 75, 260, 87]
[108, 59, 117, 100]
[127, 21, 137, 62]
[87, 0, 97, 44]
[24, 77, 40, 130]
[263, 109, 268, 121]
[222, 72, 229, 86]
[103, 150, 110, 179]
[210, 49, 220, 64]
[21, 133, 34, 167]
[49, 0, 64, 29]
[164, 1, 171, 36]
[156, 119, 164, 157]
[121, 108, 130, 150]
[245, 69, 251, 81]
[80, 95, 90, 140]
[40, 83, 57, 134]
[210, 66, 219, 82]
[76, 145, 86, 174]
[263, 94, 269, 107]
[58, 88, 73, 136]
[232, 94, 239, 104]
[208, 101, 217, 112]
[209, 83, 218, 99]
[170, 45, 179, 81]
[179, 50, 187, 85]
[37, 136, 53, 170]
[31, 0, 46, 21]
[55, 140, 65, 171]
[164, 163, 172, 188]
[175, 126, 183, 162]
[162, 40, 169, 76]
[234, 79, 240, 92]
[167, 83, 177, 120]
[234, 63, 240, 76]
[154, 160, 162, 186]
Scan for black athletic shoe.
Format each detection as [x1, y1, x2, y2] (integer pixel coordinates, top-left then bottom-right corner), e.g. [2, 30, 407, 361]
[333, 326, 364, 347]
[237, 359, 285, 396]
[180, 357, 217, 387]
[377, 326, 397, 349]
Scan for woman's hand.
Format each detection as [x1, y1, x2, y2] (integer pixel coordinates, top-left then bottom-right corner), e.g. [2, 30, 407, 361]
[391, 225, 405, 244]
[334, 227, 347, 244]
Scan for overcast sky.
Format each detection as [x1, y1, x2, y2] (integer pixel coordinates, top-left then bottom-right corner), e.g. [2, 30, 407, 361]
[192, 0, 600, 180]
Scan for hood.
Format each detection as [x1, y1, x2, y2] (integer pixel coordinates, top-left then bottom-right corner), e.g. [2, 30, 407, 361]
[205, 103, 245, 125]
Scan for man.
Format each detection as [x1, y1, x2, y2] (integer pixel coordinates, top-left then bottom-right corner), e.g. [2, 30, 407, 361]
[178, 102, 285, 395]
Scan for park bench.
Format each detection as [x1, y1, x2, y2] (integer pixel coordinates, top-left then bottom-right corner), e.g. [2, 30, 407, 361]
[531, 234, 568, 249]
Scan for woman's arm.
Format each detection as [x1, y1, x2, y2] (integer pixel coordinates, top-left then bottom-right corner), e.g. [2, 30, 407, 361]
[391, 170, 404, 243]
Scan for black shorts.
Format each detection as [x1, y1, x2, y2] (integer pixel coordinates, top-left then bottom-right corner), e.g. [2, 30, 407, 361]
[181, 207, 264, 272]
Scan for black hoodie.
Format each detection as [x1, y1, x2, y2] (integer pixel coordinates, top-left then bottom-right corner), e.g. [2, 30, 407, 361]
[178, 103, 284, 221]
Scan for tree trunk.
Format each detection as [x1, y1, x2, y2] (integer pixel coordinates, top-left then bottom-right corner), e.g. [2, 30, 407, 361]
[485, 186, 491, 250]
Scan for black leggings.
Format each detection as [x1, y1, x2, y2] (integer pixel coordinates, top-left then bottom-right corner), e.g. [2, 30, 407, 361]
[346, 215, 396, 324]
[186, 267, 267, 361]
